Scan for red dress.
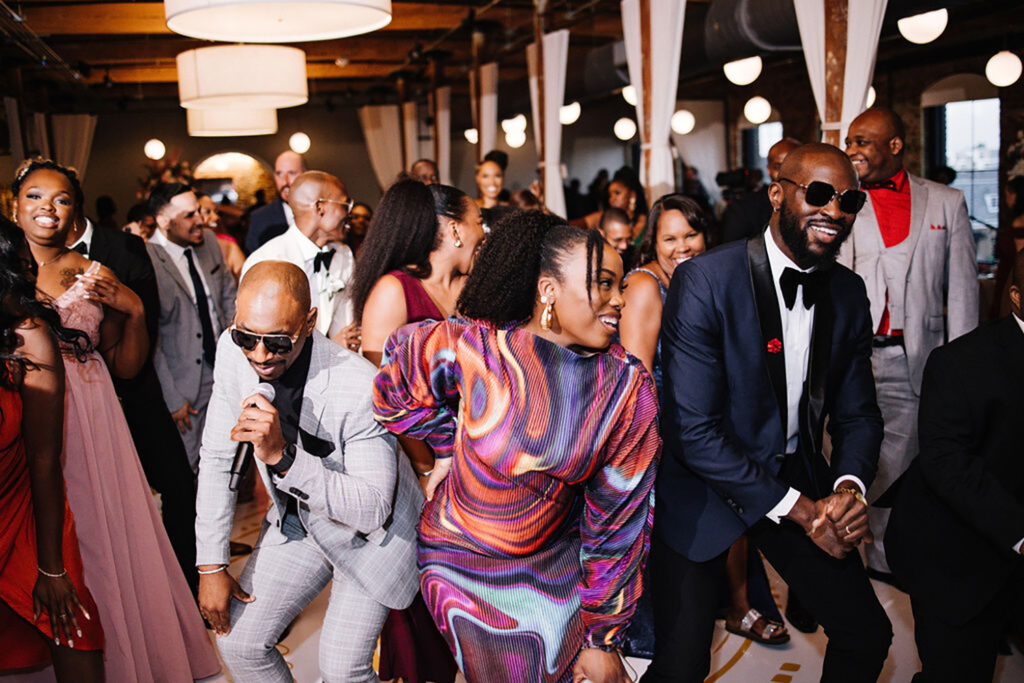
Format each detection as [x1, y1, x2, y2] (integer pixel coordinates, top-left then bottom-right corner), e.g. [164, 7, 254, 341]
[377, 270, 457, 683]
[0, 385, 103, 670]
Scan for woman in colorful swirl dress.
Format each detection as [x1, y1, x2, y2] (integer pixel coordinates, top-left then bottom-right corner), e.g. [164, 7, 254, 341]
[373, 211, 661, 683]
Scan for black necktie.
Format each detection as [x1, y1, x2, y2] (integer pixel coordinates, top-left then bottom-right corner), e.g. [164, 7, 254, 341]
[862, 179, 898, 191]
[313, 248, 335, 273]
[184, 248, 217, 366]
[780, 267, 824, 310]
[72, 242, 88, 257]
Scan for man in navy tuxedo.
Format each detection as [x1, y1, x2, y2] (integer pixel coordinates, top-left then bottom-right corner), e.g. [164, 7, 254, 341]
[644, 143, 891, 682]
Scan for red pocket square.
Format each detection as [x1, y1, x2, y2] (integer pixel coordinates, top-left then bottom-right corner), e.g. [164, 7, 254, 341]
[930, 224, 946, 230]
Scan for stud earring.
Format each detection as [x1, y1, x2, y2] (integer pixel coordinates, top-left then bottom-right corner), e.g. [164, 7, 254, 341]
[540, 299, 554, 330]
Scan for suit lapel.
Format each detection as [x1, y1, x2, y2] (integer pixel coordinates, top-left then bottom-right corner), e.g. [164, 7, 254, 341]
[746, 234, 788, 437]
[903, 174, 930, 276]
[804, 269, 835, 457]
[299, 334, 331, 440]
[150, 243, 193, 300]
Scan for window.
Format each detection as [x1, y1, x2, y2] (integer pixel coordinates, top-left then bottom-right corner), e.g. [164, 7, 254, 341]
[924, 97, 1000, 267]
[741, 121, 783, 179]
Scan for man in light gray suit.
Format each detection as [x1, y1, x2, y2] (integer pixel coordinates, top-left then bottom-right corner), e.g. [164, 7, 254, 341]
[195, 261, 420, 682]
[841, 108, 978, 575]
[147, 182, 237, 471]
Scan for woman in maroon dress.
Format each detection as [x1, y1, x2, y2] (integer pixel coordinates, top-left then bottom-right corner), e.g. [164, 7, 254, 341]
[349, 178, 483, 683]
[0, 217, 103, 681]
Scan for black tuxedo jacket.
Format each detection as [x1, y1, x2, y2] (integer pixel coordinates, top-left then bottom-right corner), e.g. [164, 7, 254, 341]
[886, 315, 1024, 624]
[244, 199, 288, 255]
[657, 233, 883, 562]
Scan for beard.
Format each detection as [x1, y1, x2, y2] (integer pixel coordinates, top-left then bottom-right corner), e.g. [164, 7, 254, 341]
[778, 199, 850, 269]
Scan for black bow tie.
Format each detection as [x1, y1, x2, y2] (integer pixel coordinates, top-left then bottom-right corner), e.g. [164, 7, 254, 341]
[72, 242, 88, 257]
[313, 249, 335, 273]
[862, 179, 898, 191]
[780, 267, 825, 310]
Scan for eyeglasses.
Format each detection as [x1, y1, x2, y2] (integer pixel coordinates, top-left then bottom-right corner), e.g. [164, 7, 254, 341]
[778, 178, 866, 214]
[229, 325, 302, 355]
[317, 197, 354, 217]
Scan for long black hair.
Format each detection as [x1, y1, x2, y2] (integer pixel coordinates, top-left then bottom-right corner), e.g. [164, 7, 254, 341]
[458, 210, 605, 326]
[350, 179, 470, 321]
[637, 193, 708, 265]
[0, 217, 93, 389]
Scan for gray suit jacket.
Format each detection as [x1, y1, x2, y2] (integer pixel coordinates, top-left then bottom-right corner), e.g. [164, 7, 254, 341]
[195, 331, 420, 611]
[147, 229, 237, 411]
[837, 173, 978, 394]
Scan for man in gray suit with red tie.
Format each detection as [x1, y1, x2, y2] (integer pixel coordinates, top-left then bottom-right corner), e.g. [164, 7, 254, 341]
[840, 108, 978, 577]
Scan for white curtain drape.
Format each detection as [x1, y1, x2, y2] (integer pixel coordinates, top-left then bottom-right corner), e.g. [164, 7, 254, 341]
[402, 100, 419, 171]
[527, 28, 570, 218]
[470, 62, 499, 157]
[51, 114, 97, 180]
[794, 0, 887, 143]
[434, 86, 452, 185]
[669, 100, 727, 207]
[358, 104, 403, 191]
[622, 0, 686, 202]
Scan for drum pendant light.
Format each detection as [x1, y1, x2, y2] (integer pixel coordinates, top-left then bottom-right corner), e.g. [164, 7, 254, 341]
[177, 45, 308, 109]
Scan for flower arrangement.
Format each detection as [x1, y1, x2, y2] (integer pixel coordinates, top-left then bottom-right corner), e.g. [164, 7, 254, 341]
[137, 150, 193, 199]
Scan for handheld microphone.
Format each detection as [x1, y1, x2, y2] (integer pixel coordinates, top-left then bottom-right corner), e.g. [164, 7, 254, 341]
[229, 383, 277, 491]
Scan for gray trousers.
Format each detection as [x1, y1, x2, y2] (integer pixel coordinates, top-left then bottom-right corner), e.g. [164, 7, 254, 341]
[866, 344, 920, 573]
[217, 526, 390, 682]
[181, 360, 214, 473]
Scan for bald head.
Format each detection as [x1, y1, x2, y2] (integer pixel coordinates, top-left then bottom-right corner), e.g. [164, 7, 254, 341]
[410, 159, 439, 185]
[287, 171, 349, 247]
[767, 138, 802, 182]
[235, 261, 316, 379]
[274, 151, 307, 202]
[845, 108, 905, 183]
[777, 143, 858, 188]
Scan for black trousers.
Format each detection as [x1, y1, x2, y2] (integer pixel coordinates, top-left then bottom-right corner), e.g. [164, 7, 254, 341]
[115, 366, 199, 594]
[910, 564, 1024, 683]
[642, 520, 892, 683]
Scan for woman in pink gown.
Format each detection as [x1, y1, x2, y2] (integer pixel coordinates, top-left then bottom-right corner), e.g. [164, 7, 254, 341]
[12, 158, 220, 682]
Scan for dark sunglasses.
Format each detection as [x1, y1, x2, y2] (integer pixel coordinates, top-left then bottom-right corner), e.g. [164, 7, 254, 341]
[778, 178, 867, 214]
[229, 325, 301, 355]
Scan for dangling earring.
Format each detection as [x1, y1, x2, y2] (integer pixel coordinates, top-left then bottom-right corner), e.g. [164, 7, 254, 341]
[628, 194, 637, 214]
[540, 296, 554, 331]
[453, 230, 463, 248]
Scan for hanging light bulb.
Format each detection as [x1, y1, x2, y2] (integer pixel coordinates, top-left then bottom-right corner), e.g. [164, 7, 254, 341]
[622, 85, 638, 106]
[501, 114, 527, 134]
[289, 132, 311, 154]
[985, 50, 1023, 88]
[505, 129, 526, 149]
[559, 102, 581, 125]
[866, 86, 877, 108]
[670, 109, 696, 135]
[613, 117, 637, 141]
[144, 138, 166, 160]
[464, 128, 479, 144]
[723, 56, 763, 86]
[743, 96, 772, 125]
[897, 9, 948, 45]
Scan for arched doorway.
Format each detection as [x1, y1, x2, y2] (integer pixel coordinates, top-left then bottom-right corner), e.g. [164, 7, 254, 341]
[193, 152, 275, 209]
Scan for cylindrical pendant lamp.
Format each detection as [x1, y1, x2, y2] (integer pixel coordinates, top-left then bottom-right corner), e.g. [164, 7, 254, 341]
[177, 45, 308, 109]
[187, 108, 278, 136]
[165, 0, 392, 43]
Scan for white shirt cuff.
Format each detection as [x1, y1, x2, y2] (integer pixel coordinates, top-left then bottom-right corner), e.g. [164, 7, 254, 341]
[1013, 537, 1024, 555]
[833, 475, 866, 496]
[766, 487, 801, 524]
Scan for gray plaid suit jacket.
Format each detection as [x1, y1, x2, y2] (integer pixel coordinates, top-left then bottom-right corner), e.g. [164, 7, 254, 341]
[195, 330, 420, 610]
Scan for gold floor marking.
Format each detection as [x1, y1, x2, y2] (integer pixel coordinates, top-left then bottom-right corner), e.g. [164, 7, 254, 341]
[705, 637, 753, 682]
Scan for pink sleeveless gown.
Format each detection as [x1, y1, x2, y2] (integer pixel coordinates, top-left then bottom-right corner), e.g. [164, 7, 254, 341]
[53, 262, 219, 682]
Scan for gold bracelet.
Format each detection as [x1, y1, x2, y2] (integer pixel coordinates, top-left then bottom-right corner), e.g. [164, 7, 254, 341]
[37, 566, 67, 579]
[835, 487, 867, 505]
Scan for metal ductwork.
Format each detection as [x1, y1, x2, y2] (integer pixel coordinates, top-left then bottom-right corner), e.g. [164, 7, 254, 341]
[704, 0, 978, 64]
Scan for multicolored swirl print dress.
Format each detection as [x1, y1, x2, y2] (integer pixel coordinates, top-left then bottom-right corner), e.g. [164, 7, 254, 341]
[373, 319, 661, 683]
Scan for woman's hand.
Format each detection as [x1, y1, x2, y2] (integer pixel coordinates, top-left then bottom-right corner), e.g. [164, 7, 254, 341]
[573, 648, 631, 683]
[423, 456, 452, 502]
[80, 270, 142, 317]
[33, 573, 91, 647]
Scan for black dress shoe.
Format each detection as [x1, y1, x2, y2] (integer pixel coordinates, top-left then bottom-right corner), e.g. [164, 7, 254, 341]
[785, 589, 819, 634]
[229, 541, 253, 556]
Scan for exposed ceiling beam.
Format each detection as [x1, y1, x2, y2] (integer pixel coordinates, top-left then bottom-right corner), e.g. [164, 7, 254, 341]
[82, 61, 402, 85]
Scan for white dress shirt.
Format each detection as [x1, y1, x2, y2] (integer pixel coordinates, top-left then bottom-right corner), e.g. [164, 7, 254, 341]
[762, 227, 866, 523]
[69, 217, 95, 254]
[150, 228, 223, 336]
[240, 225, 355, 338]
[283, 201, 297, 231]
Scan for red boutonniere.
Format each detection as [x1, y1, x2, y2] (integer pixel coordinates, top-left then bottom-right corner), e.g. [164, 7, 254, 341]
[766, 338, 782, 354]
